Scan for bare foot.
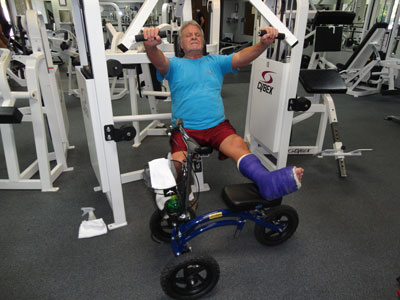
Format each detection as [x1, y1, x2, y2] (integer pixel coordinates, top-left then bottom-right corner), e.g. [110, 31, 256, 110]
[295, 167, 304, 182]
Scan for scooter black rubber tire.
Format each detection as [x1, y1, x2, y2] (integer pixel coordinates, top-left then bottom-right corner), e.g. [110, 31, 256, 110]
[161, 252, 220, 300]
[254, 204, 299, 246]
[150, 209, 196, 243]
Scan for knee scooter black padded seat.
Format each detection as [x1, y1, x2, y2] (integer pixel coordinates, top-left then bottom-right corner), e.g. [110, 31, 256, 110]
[222, 183, 282, 212]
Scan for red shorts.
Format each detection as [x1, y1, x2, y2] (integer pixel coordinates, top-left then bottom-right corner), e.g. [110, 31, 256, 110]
[170, 120, 237, 160]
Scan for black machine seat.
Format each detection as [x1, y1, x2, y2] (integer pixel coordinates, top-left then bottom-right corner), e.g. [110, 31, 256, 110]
[0, 107, 23, 124]
[222, 183, 282, 212]
[299, 69, 347, 94]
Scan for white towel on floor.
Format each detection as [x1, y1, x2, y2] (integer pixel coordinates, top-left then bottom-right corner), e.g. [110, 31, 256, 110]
[78, 218, 108, 239]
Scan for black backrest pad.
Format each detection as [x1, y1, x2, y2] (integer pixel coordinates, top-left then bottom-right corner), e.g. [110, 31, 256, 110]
[313, 11, 356, 26]
[315, 26, 343, 52]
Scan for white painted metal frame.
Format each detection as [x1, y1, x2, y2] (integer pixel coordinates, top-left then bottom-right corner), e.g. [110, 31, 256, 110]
[244, 0, 308, 171]
[341, 25, 390, 97]
[25, 10, 73, 155]
[117, 0, 161, 51]
[104, 21, 172, 146]
[72, 0, 129, 230]
[290, 93, 371, 160]
[100, 2, 123, 32]
[72, 0, 185, 229]
[69, 0, 237, 229]
[0, 8, 73, 191]
[249, 0, 298, 47]
[47, 29, 80, 97]
[0, 49, 72, 191]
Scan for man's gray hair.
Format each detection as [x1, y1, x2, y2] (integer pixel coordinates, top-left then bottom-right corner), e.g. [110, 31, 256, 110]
[178, 20, 205, 46]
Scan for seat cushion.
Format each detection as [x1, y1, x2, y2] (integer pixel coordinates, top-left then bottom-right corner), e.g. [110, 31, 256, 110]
[222, 183, 282, 212]
[299, 69, 347, 94]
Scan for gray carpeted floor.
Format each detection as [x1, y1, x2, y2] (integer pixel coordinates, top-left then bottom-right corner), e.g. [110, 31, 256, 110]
[1, 65, 400, 300]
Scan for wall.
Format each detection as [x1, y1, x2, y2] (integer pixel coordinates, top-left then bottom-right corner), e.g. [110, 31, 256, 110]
[32, 0, 48, 23]
[221, 0, 252, 43]
[12, 0, 26, 15]
[6, 0, 25, 28]
[50, 0, 72, 30]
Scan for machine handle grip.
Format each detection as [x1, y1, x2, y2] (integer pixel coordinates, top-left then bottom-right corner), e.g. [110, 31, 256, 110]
[258, 30, 285, 40]
[135, 31, 167, 42]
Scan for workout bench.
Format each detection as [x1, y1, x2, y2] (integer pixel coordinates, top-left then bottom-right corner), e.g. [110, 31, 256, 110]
[292, 69, 372, 177]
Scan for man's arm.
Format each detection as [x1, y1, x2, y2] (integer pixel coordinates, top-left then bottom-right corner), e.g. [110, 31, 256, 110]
[200, 15, 205, 27]
[232, 26, 278, 69]
[0, 26, 8, 48]
[143, 27, 170, 76]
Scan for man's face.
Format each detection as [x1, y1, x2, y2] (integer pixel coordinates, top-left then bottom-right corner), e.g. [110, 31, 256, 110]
[180, 25, 203, 54]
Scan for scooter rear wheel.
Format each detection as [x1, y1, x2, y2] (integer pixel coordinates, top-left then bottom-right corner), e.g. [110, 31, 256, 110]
[254, 205, 299, 246]
[150, 209, 196, 243]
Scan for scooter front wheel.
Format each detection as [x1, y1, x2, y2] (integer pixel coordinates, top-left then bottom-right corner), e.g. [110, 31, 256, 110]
[161, 252, 220, 300]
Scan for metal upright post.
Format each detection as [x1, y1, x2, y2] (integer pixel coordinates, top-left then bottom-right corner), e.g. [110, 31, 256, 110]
[71, 0, 127, 230]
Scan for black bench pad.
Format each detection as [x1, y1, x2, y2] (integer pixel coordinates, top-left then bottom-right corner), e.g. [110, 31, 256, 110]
[300, 69, 347, 94]
[0, 107, 23, 124]
[222, 183, 282, 212]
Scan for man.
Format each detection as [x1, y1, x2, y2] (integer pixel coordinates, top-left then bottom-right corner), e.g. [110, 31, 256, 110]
[195, 8, 205, 32]
[0, 5, 9, 48]
[143, 21, 304, 204]
[0, 25, 8, 48]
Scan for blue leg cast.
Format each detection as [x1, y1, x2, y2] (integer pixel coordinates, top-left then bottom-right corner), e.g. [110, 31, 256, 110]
[238, 154, 301, 200]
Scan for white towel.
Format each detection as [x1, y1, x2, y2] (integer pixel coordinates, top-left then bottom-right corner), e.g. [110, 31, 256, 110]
[148, 158, 177, 189]
[78, 218, 108, 239]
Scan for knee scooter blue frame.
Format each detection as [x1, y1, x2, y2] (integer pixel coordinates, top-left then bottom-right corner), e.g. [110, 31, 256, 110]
[150, 119, 299, 300]
[170, 205, 289, 255]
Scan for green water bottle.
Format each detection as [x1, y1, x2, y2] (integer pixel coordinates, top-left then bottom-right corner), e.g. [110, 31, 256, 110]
[166, 194, 181, 214]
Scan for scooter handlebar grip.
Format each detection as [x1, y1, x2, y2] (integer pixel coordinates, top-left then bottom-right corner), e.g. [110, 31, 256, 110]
[135, 31, 167, 42]
[258, 30, 285, 40]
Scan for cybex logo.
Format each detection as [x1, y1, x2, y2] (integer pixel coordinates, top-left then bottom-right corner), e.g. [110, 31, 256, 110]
[260, 71, 275, 84]
[257, 71, 275, 94]
[288, 148, 312, 154]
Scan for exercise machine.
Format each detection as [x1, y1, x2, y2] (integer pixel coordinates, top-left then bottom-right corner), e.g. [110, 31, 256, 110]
[339, 22, 390, 97]
[297, 68, 372, 177]
[71, 0, 175, 229]
[244, 0, 308, 172]
[339, 0, 400, 97]
[48, 29, 80, 97]
[70, 0, 230, 229]
[306, 10, 356, 70]
[0, 9, 73, 190]
[301, 11, 372, 177]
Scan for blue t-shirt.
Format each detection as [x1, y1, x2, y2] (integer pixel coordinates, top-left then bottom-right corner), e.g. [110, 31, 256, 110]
[157, 54, 237, 130]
